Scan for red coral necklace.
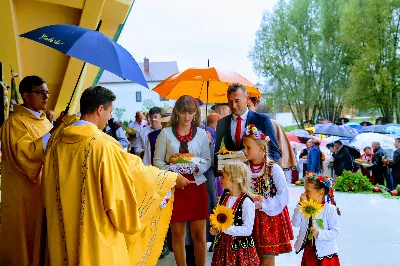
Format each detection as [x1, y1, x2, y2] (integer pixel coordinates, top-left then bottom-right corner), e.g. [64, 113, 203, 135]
[176, 125, 193, 143]
[249, 160, 264, 173]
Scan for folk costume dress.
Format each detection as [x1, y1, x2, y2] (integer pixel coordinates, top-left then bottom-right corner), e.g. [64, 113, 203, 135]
[292, 202, 341, 266]
[211, 192, 260, 266]
[154, 125, 211, 222]
[248, 160, 294, 256]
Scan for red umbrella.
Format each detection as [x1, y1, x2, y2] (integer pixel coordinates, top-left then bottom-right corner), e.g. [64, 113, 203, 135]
[286, 133, 301, 143]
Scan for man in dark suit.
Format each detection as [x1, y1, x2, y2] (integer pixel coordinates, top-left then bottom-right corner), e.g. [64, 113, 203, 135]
[332, 140, 353, 177]
[388, 138, 400, 189]
[371, 141, 387, 187]
[215, 83, 281, 163]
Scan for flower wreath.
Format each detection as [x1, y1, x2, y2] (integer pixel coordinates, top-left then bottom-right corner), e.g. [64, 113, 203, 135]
[243, 124, 270, 142]
[306, 172, 335, 203]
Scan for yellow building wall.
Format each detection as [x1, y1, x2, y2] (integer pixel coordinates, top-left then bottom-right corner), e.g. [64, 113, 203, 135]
[0, 0, 134, 115]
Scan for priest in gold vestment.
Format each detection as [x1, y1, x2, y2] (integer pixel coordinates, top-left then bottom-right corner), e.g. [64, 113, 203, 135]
[33, 86, 190, 266]
[0, 76, 61, 266]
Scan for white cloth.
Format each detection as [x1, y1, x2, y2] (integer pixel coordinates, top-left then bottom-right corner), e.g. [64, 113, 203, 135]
[23, 106, 51, 150]
[230, 108, 249, 146]
[133, 127, 155, 156]
[292, 202, 340, 258]
[250, 164, 289, 216]
[153, 127, 211, 185]
[223, 196, 255, 237]
[128, 120, 148, 131]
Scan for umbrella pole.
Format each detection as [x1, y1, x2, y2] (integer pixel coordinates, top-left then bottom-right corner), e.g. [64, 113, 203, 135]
[205, 59, 209, 127]
[64, 20, 103, 114]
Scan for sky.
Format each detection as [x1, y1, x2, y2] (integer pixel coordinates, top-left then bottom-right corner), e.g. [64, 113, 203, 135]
[117, 0, 279, 84]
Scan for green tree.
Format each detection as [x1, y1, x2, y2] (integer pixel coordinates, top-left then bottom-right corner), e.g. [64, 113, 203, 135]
[142, 99, 155, 112]
[250, 0, 350, 127]
[340, 0, 400, 123]
[113, 107, 126, 121]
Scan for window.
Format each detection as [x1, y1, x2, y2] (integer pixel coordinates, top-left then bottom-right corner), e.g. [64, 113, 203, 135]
[136, 91, 142, 102]
[160, 96, 168, 101]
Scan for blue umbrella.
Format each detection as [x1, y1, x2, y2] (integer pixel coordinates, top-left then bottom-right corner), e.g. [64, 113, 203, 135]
[20, 21, 148, 113]
[314, 124, 356, 138]
[362, 125, 388, 134]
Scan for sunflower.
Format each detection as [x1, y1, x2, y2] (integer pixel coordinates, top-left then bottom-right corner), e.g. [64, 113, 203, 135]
[297, 199, 324, 219]
[209, 205, 234, 231]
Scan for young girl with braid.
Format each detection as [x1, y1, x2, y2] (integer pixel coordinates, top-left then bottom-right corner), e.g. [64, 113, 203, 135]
[242, 125, 293, 266]
[210, 161, 260, 266]
[292, 172, 341, 266]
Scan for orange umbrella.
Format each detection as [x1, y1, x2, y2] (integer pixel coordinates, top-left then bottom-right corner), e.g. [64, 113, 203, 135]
[152, 67, 261, 103]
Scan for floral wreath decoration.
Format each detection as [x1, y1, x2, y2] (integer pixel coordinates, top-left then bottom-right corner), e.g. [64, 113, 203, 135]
[306, 172, 335, 204]
[244, 124, 270, 142]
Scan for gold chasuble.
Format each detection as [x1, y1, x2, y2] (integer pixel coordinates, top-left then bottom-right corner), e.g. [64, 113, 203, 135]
[34, 120, 177, 266]
[0, 106, 52, 266]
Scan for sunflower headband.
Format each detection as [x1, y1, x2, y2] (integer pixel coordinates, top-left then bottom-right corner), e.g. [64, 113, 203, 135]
[244, 124, 270, 142]
[306, 172, 335, 203]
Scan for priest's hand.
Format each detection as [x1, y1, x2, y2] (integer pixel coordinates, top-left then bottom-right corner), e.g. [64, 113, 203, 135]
[175, 174, 191, 189]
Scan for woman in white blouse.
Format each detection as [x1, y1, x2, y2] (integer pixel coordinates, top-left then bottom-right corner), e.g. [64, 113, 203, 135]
[154, 95, 211, 266]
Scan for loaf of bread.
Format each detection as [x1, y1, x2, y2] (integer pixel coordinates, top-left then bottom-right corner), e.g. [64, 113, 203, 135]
[169, 153, 195, 164]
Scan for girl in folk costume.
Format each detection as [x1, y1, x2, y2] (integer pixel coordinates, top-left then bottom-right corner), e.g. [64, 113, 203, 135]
[292, 172, 341, 266]
[242, 124, 293, 266]
[210, 161, 260, 266]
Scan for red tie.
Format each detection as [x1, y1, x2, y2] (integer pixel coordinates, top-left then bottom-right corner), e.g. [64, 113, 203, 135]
[235, 116, 242, 148]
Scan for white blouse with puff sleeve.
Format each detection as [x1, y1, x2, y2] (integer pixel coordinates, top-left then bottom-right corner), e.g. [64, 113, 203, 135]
[153, 127, 211, 185]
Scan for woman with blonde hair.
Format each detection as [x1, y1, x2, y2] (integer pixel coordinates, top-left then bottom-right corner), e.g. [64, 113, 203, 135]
[154, 95, 211, 266]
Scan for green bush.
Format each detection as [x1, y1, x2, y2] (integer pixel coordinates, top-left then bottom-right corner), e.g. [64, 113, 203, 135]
[335, 170, 374, 193]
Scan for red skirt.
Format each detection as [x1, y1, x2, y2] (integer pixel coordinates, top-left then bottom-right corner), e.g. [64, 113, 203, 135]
[301, 243, 340, 266]
[211, 233, 260, 266]
[171, 174, 209, 222]
[252, 206, 293, 256]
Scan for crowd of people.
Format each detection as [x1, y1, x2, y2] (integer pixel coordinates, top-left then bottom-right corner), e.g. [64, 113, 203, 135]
[0, 76, 344, 266]
[296, 136, 400, 191]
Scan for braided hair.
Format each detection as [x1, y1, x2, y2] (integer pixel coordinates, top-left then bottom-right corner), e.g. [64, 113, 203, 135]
[306, 173, 341, 216]
[243, 134, 271, 187]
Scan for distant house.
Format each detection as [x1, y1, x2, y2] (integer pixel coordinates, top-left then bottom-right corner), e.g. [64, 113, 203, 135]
[99, 58, 178, 121]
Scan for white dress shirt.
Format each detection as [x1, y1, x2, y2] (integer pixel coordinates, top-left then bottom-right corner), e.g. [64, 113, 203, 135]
[133, 126, 156, 156]
[231, 108, 249, 146]
[23, 106, 51, 150]
[153, 127, 211, 184]
[128, 120, 148, 131]
[223, 196, 255, 237]
[292, 202, 340, 258]
[143, 138, 152, 166]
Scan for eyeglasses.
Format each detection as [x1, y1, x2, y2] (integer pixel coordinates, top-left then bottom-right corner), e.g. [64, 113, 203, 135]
[30, 90, 50, 97]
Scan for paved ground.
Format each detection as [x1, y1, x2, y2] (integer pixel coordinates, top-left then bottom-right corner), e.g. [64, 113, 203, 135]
[158, 186, 400, 266]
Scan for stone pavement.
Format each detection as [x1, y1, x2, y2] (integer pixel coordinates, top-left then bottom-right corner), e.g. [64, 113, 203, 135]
[158, 186, 400, 266]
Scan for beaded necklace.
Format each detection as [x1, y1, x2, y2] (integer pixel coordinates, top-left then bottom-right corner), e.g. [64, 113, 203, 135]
[176, 125, 193, 143]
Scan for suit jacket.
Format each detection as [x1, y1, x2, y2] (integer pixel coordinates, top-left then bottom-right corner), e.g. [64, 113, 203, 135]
[332, 146, 353, 176]
[148, 129, 162, 165]
[307, 146, 321, 173]
[215, 110, 281, 164]
[371, 146, 385, 176]
[388, 148, 400, 180]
